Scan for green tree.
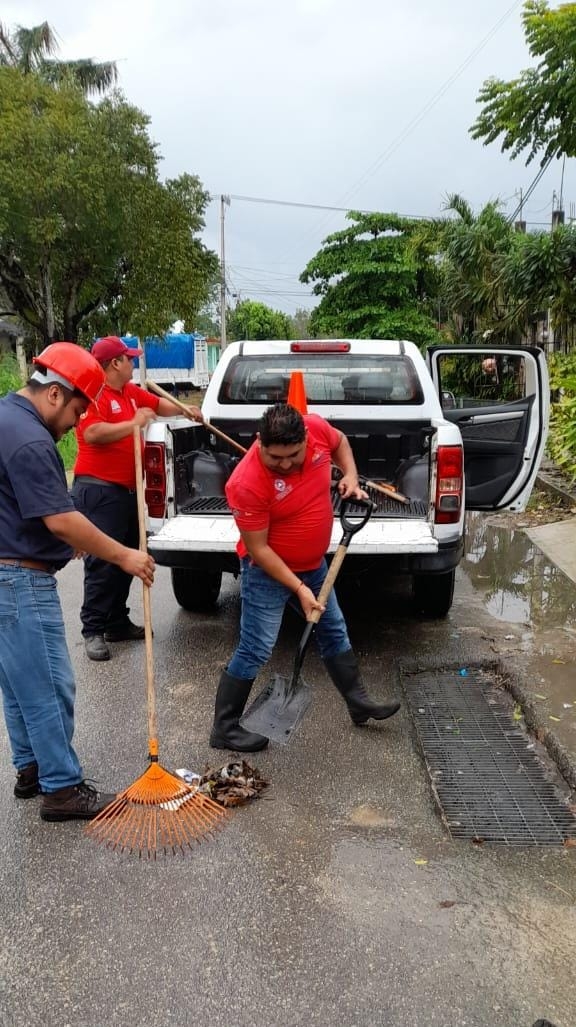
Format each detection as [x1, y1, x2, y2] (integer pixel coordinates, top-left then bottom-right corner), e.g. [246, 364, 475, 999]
[471, 1, 576, 165]
[434, 194, 524, 343]
[0, 20, 117, 95]
[0, 69, 217, 346]
[227, 300, 293, 340]
[300, 211, 441, 347]
[194, 306, 220, 337]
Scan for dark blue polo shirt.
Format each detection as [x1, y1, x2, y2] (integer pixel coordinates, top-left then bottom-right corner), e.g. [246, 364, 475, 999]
[0, 392, 75, 569]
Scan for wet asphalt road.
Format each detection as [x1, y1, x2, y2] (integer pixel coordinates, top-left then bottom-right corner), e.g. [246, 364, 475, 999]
[1, 544, 575, 1027]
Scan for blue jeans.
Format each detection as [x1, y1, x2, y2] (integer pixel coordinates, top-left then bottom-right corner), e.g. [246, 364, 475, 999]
[227, 557, 351, 680]
[0, 564, 83, 792]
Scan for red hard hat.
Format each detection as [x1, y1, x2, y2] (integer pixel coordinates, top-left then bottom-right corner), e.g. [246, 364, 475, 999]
[33, 342, 105, 403]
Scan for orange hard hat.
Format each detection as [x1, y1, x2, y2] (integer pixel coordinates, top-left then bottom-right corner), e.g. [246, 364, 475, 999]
[33, 342, 105, 403]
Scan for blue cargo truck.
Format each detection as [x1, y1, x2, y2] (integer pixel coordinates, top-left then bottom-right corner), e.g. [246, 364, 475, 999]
[129, 333, 220, 390]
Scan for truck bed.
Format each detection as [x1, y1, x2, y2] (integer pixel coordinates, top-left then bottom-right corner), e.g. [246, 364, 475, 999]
[148, 487, 436, 558]
[178, 487, 428, 520]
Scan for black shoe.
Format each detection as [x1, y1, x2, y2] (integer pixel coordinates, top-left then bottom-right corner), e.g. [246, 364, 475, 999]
[324, 650, 401, 726]
[105, 620, 146, 642]
[210, 670, 269, 752]
[40, 781, 116, 822]
[14, 762, 40, 799]
[84, 634, 110, 661]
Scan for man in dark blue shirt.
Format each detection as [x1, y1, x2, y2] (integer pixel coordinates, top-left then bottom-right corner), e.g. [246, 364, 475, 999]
[0, 342, 155, 823]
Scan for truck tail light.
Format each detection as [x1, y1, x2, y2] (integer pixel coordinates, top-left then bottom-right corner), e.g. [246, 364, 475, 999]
[435, 445, 463, 524]
[290, 341, 351, 352]
[144, 442, 167, 518]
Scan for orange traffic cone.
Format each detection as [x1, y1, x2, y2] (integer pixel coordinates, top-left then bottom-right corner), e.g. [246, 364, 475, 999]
[287, 371, 308, 415]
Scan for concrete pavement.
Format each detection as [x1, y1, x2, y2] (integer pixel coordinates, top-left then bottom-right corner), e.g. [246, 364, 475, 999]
[2, 560, 575, 1027]
[527, 517, 576, 586]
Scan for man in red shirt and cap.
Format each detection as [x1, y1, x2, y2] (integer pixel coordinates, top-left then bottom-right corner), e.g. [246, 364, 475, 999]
[72, 336, 202, 661]
[209, 402, 401, 752]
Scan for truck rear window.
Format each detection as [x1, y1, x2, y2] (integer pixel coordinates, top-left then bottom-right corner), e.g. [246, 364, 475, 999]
[218, 355, 424, 405]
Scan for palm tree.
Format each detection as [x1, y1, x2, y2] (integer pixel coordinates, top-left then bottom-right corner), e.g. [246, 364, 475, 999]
[436, 194, 526, 345]
[0, 20, 117, 95]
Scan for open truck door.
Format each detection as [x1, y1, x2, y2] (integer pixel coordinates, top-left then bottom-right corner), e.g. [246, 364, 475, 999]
[427, 346, 549, 512]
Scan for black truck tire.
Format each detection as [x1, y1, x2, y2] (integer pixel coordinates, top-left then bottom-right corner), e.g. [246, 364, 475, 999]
[171, 568, 222, 610]
[412, 569, 455, 618]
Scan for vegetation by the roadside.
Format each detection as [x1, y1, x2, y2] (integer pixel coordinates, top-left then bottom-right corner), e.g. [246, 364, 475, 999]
[0, 353, 21, 395]
[548, 354, 576, 483]
[57, 430, 77, 471]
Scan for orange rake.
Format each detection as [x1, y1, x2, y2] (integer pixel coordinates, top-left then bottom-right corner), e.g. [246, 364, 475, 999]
[85, 427, 227, 857]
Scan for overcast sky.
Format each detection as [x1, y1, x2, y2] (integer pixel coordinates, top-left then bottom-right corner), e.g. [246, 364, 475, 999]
[4, 0, 572, 319]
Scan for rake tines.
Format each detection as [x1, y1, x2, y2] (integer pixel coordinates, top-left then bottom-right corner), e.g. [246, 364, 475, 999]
[85, 762, 227, 858]
[85, 428, 230, 858]
[84, 426, 229, 857]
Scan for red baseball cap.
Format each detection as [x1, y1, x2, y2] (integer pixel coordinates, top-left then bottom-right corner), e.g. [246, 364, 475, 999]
[91, 336, 143, 363]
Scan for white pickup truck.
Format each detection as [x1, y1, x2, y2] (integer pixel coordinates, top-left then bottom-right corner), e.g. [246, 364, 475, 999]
[143, 340, 549, 618]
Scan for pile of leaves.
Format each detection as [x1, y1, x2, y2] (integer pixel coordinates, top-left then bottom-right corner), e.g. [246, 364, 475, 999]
[198, 760, 269, 808]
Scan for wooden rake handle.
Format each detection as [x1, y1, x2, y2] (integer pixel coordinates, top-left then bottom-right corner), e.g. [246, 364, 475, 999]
[133, 425, 158, 754]
[145, 379, 248, 456]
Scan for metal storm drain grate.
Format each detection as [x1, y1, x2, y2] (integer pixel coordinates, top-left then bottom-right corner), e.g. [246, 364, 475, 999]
[401, 667, 576, 845]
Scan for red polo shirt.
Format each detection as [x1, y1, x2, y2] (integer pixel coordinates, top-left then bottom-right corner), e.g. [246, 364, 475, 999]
[74, 382, 160, 488]
[225, 414, 341, 571]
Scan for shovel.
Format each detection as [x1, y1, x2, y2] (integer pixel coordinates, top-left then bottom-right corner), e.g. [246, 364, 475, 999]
[240, 498, 374, 744]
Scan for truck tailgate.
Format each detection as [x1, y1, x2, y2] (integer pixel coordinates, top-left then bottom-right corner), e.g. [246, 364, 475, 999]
[147, 515, 438, 555]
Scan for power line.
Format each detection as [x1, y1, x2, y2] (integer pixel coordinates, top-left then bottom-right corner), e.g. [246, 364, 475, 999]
[211, 191, 560, 230]
[507, 156, 554, 222]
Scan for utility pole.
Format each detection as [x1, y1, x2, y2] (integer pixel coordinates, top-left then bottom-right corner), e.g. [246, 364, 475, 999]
[220, 195, 230, 350]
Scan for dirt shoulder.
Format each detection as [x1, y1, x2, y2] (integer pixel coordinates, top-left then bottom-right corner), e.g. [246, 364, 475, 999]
[484, 485, 575, 530]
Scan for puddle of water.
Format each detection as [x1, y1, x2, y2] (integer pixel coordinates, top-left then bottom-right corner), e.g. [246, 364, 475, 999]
[463, 512, 576, 633]
[462, 512, 576, 753]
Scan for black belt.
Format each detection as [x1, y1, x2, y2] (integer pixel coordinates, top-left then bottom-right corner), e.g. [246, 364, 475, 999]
[73, 475, 135, 494]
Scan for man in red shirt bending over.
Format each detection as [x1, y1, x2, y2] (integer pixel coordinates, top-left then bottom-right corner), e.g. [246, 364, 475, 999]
[210, 403, 400, 752]
[72, 336, 202, 661]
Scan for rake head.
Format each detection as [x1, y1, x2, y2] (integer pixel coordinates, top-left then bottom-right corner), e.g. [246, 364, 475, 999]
[85, 761, 228, 858]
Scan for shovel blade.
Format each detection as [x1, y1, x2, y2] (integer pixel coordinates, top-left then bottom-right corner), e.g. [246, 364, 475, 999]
[240, 673, 314, 744]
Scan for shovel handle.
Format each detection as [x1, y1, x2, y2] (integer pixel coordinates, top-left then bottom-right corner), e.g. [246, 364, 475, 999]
[308, 498, 374, 624]
[145, 379, 248, 456]
[308, 545, 348, 624]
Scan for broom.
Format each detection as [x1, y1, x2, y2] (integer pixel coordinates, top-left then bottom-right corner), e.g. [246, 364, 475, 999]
[85, 427, 228, 857]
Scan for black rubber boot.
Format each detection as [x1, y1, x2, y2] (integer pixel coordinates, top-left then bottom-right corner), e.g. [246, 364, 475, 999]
[324, 649, 401, 726]
[209, 670, 269, 752]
